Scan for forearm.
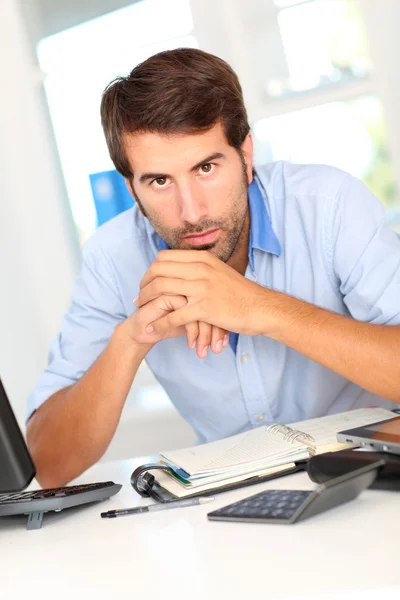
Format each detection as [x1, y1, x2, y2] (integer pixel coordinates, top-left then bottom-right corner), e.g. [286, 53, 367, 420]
[26, 323, 149, 487]
[135, 250, 400, 401]
[265, 290, 400, 403]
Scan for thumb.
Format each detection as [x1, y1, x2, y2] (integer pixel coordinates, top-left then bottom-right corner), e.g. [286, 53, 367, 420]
[156, 295, 188, 313]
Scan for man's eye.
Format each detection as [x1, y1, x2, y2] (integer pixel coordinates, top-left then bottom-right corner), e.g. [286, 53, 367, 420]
[200, 163, 214, 174]
[152, 177, 167, 187]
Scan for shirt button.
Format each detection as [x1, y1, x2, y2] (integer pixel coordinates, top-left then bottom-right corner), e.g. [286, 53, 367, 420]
[241, 353, 250, 364]
[257, 413, 265, 422]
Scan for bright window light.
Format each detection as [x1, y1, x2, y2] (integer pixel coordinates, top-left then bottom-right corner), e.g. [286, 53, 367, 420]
[37, 0, 196, 243]
[274, 0, 308, 7]
[267, 0, 371, 97]
[253, 95, 396, 210]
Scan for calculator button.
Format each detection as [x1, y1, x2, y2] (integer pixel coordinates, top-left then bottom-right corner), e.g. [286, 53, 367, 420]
[210, 490, 313, 522]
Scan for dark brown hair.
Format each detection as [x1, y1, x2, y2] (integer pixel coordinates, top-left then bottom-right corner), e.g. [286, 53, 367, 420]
[100, 48, 250, 178]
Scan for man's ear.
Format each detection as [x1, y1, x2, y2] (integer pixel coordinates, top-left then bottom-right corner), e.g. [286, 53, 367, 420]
[240, 132, 254, 183]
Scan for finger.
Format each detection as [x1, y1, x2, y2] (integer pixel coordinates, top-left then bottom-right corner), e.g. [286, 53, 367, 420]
[157, 249, 215, 264]
[210, 326, 228, 354]
[196, 322, 212, 359]
[133, 294, 188, 344]
[140, 261, 210, 290]
[146, 305, 201, 338]
[137, 293, 188, 320]
[137, 278, 199, 307]
[185, 321, 199, 349]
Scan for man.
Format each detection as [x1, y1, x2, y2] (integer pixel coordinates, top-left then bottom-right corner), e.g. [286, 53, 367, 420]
[27, 48, 400, 488]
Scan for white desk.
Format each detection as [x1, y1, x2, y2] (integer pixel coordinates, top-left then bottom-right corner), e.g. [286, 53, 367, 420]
[1, 457, 399, 599]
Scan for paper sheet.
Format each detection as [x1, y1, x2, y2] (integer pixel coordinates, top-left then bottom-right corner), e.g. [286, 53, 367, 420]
[160, 407, 394, 477]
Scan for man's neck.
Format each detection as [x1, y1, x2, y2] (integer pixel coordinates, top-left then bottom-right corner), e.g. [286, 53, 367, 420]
[227, 211, 250, 276]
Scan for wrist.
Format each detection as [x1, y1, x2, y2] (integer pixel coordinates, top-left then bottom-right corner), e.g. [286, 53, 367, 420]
[111, 321, 153, 362]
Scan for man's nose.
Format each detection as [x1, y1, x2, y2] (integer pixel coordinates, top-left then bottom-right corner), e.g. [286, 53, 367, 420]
[178, 184, 207, 225]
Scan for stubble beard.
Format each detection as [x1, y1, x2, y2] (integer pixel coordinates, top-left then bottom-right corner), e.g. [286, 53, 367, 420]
[131, 158, 249, 264]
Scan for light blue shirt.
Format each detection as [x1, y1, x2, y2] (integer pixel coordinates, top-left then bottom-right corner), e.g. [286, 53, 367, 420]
[27, 161, 400, 442]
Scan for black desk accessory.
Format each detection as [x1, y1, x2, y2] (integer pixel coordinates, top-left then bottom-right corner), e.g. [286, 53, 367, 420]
[207, 460, 384, 525]
[307, 448, 400, 491]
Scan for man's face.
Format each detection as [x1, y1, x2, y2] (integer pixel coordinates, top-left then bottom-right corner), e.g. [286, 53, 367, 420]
[124, 122, 253, 263]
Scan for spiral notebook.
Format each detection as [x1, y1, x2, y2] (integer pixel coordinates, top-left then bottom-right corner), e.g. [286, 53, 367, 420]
[131, 407, 394, 501]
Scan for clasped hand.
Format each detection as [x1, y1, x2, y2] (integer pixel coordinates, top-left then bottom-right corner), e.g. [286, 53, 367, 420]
[134, 250, 269, 358]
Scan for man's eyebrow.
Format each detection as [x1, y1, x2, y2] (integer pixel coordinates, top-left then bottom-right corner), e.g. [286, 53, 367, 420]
[138, 152, 226, 184]
[190, 152, 226, 172]
[139, 171, 169, 184]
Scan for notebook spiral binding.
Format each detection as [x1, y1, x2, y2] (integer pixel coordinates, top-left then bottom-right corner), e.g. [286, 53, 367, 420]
[267, 424, 317, 455]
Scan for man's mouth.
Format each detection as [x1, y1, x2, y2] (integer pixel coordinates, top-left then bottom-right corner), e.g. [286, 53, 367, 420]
[183, 228, 220, 246]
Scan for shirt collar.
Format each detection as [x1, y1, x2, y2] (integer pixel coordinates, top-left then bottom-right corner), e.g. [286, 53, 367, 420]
[157, 236, 169, 251]
[156, 176, 281, 270]
[247, 176, 281, 271]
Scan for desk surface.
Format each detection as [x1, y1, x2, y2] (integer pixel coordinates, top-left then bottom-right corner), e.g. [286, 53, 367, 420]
[1, 457, 399, 599]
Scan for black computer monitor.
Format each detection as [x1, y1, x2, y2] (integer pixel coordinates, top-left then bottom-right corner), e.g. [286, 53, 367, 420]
[0, 378, 35, 493]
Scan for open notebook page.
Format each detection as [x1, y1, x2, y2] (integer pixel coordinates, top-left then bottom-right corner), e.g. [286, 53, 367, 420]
[288, 407, 394, 450]
[160, 426, 309, 476]
[153, 463, 296, 498]
[160, 407, 395, 477]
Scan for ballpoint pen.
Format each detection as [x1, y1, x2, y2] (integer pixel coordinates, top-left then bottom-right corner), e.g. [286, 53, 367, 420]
[100, 496, 215, 518]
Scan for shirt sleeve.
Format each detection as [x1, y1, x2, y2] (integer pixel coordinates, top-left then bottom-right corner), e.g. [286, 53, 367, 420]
[329, 173, 400, 325]
[26, 241, 127, 422]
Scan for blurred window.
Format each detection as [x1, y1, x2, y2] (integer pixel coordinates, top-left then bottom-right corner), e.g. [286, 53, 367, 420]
[38, 0, 197, 244]
[267, 0, 371, 97]
[253, 95, 396, 211]
[253, 0, 397, 226]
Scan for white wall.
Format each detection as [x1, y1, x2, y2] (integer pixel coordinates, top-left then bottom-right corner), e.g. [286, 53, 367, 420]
[0, 0, 79, 426]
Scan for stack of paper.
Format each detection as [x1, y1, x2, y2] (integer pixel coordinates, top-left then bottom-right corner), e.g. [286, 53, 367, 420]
[156, 407, 394, 498]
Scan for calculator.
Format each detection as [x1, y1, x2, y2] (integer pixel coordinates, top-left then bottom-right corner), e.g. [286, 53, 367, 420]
[207, 460, 384, 525]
